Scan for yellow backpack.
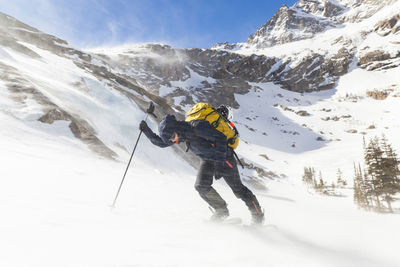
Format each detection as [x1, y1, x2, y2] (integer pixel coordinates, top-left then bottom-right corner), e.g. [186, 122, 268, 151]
[185, 103, 239, 149]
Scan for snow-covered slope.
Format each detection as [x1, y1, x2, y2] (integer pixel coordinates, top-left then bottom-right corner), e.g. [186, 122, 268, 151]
[1, 1, 400, 266]
[1, 77, 400, 267]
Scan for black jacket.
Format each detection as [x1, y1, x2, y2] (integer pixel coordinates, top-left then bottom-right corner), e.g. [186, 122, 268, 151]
[142, 115, 227, 166]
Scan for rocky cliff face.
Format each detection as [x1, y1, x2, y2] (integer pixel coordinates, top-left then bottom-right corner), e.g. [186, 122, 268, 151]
[243, 0, 398, 48]
[93, 40, 354, 113]
[337, 0, 399, 23]
[246, 2, 341, 48]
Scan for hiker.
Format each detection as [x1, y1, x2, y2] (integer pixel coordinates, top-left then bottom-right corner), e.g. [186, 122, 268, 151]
[139, 104, 264, 224]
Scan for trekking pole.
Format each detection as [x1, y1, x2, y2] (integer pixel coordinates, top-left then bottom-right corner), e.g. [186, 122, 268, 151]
[111, 101, 156, 209]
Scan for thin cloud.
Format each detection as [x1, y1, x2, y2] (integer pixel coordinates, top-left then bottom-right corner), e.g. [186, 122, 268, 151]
[0, 0, 217, 48]
[0, 0, 295, 49]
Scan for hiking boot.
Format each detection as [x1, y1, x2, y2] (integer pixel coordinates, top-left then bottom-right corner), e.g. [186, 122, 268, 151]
[210, 207, 229, 222]
[249, 200, 265, 225]
[251, 210, 265, 225]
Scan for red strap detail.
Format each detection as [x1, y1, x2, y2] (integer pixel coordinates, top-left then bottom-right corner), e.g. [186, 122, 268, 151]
[252, 201, 260, 213]
[225, 161, 233, 168]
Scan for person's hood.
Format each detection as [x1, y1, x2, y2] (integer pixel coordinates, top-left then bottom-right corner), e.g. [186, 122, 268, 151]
[159, 115, 193, 144]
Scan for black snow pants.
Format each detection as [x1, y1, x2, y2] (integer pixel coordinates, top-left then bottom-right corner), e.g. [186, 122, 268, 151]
[194, 150, 262, 214]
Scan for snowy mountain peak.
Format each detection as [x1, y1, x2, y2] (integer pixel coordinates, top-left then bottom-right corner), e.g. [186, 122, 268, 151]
[243, 0, 398, 49]
[245, 1, 341, 48]
[294, 0, 346, 18]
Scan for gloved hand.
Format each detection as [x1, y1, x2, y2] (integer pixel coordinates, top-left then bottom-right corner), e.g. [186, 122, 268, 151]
[139, 120, 148, 131]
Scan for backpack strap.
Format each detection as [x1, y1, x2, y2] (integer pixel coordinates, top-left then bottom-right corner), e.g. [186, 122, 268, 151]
[185, 141, 190, 152]
[210, 114, 222, 128]
[232, 150, 244, 169]
[213, 108, 239, 145]
[184, 121, 196, 153]
[187, 107, 207, 117]
[204, 110, 217, 122]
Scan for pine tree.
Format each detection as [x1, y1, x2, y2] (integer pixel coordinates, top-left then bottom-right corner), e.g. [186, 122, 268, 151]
[302, 167, 334, 195]
[336, 168, 346, 188]
[316, 171, 325, 193]
[353, 163, 370, 210]
[362, 167, 374, 210]
[364, 137, 383, 210]
[353, 163, 361, 206]
[362, 136, 400, 212]
[378, 135, 400, 212]
[381, 134, 400, 183]
[302, 167, 316, 187]
[313, 176, 318, 188]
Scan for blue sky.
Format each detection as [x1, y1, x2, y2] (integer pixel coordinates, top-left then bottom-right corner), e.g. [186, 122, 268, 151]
[0, 0, 297, 49]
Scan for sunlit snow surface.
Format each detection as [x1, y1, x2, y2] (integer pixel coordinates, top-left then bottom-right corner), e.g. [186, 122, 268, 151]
[1, 108, 400, 267]
[1, 2, 400, 267]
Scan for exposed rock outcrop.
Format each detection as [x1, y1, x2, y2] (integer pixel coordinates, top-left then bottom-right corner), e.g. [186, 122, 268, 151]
[359, 50, 400, 70]
[0, 61, 117, 159]
[374, 14, 400, 36]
